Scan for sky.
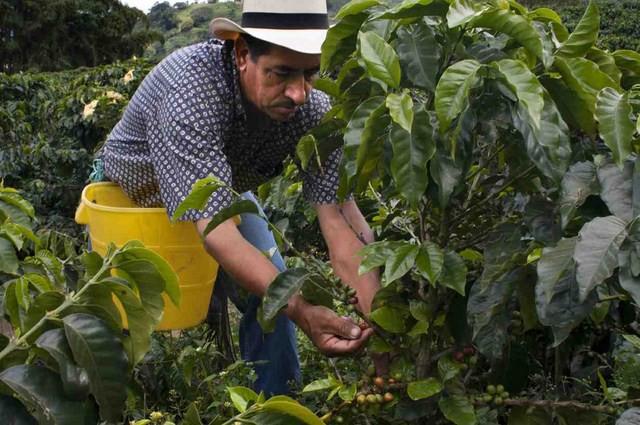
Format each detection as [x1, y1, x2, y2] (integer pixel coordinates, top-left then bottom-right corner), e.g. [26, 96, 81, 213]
[121, 0, 232, 13]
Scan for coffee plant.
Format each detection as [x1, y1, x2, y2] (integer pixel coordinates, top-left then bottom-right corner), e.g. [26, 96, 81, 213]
[0, 184, 183, 423]
[0, 60, 153, 232]
[181, 0, 640, 423]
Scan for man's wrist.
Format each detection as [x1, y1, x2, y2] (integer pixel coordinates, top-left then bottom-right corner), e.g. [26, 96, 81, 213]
[284, 294, 308, 324]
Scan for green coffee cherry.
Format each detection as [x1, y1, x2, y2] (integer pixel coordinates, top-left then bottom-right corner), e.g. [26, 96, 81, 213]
[486, 385, 496, 395]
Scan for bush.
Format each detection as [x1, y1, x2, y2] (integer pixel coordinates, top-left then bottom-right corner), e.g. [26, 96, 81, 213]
[0, 60, 153, 232]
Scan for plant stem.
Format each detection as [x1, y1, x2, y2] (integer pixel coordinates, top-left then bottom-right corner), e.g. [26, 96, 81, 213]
[0, 258, 112, 362]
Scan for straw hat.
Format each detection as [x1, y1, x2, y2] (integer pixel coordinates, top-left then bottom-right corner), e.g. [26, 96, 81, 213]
[210, 0, 329, 55]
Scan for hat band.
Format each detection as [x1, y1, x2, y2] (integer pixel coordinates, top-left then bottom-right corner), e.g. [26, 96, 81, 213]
[241, 12, 329, 30]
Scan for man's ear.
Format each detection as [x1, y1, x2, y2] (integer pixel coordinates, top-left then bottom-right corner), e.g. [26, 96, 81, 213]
[234, 36, 250, 72]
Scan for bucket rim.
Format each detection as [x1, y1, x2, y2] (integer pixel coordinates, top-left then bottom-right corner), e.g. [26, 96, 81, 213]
[81, 182, 169, 215]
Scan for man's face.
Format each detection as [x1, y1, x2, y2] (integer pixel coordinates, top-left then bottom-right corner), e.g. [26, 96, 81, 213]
[236, 39, 320, 122]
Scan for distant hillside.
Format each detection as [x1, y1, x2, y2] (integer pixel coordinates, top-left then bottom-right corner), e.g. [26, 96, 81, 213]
[143, 1, 240, 62]
[143, 0, 352, 62]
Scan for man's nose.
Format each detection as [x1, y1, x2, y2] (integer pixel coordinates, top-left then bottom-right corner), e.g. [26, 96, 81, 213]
[284, 75, 308, 106]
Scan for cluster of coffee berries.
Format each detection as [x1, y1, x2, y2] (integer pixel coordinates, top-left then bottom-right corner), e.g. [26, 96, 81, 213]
[476, 384, 509, 406]
[340, 286, 358, 311]
[452, 346, 476, 363]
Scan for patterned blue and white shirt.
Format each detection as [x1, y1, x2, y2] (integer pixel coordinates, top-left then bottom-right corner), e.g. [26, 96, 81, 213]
[101, 39, 340, 221]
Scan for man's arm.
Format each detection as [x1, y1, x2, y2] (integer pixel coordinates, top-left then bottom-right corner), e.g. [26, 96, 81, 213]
[196, 218, 373, 355]
[315, 200, 380, 315]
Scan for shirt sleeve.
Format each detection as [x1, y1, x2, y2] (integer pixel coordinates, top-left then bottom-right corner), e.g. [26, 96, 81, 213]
[302, 147, 344, 205]
[150, 84, 234, 221]
[300, 90, 344, 205]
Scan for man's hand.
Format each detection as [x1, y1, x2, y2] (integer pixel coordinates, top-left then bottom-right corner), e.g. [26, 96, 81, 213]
[287, 296, 374, 356]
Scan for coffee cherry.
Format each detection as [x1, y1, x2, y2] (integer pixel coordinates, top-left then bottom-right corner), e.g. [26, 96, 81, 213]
[501, 391, 509, 399]
[348, 297, 359, 305]
[496, 384, 505, 393]
[463, 346, 475, 356]
[494, 397, 504, 406]
[366, 394, 378, 404]
[486, 385, 496, 395]
[388, 378, 396, 385]
[392, 372, 403, 380]
[376, 394, 384, 404]
[357, 394, 367, 405]
[335, 415, 344, 423]
[374, 377, 385, 388]
[383, 392, 394, 403]
[482, 394, 493, 403]
[453, 351, 465, 362]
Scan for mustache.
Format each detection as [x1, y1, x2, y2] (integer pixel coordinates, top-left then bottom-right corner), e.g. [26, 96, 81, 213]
[274, 102, 296, 109]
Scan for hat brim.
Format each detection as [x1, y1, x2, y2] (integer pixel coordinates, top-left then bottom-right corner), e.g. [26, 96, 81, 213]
[210, 18, 326, 55]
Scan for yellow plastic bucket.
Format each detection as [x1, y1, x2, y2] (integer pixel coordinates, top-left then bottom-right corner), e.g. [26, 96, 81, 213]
[75, 182, 218, 330]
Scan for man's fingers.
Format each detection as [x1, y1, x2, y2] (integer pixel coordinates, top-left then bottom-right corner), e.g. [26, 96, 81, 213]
[322, 327, 374, 356]
[337, 317, 362, 340]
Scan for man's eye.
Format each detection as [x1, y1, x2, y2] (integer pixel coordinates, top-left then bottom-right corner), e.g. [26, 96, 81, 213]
[272, 69, 290, 78]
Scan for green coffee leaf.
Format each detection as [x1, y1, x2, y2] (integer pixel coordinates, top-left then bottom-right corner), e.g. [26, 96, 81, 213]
[440, 251, 467, 296]
[384, 243, 420, 284]
[35, 329, 90, 401]
[512, 90, 571, 182]
[435, 59, 482, 131]
[595, 88, 635, 167]
[438, 395, 476, 425]
[296, 135, 316, 171]
[407, 378, 442, 400]
[574, 216, 628, 302]
[262, 397, 325, 425]
[227, 386, 259, 413]
[302, 377, 340, 393]
[0, 236, 19, 275]
[335, 0, 380, 20]
[554, 56, 620, 115]
[555, 0, 599, 58]
[203, 200, 261, 236]
[447, 0, 491, 28]
[495, 59, 544, 130]
[321, 14, 367, 73]
[357, 31, 401, 90]
[559, 162, 599, 228]
[0, 365, 89, 425]
[471, 9, 544, 64]
[172, 175, 226, 221]
[415, 242, 444, 284]
[597, 161, 633, 223]
[370, 305, 407, 333]
[537, 237, 578, 304]
[390, 108, 435, 208]
[260, 268, 311, 323]
[396, 22, 441, 92]
[386, 91, 414, 133]
[63, 314, 128, 423]
[430, 152, 463, 209]
[0, 395, 37, 424]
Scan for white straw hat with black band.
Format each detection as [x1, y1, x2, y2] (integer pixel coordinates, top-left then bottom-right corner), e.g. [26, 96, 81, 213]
[209, 0, 329, 55]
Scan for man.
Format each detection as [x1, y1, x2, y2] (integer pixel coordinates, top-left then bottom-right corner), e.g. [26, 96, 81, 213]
[100, 0, 381, 395]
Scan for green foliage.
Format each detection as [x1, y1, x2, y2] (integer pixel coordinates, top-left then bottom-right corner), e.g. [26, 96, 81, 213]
[275, 0, 640, 422]
[0, 0, 158, 73]
[0, 59, 153, 232]
[144, 1, 241, 62]
[0, 186, 179, 423]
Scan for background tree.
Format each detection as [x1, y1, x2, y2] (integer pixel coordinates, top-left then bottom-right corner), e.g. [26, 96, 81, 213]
[0, 0, 159, 73]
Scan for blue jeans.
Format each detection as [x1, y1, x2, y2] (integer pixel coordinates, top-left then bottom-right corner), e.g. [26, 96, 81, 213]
[213, 192, 300, 395]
